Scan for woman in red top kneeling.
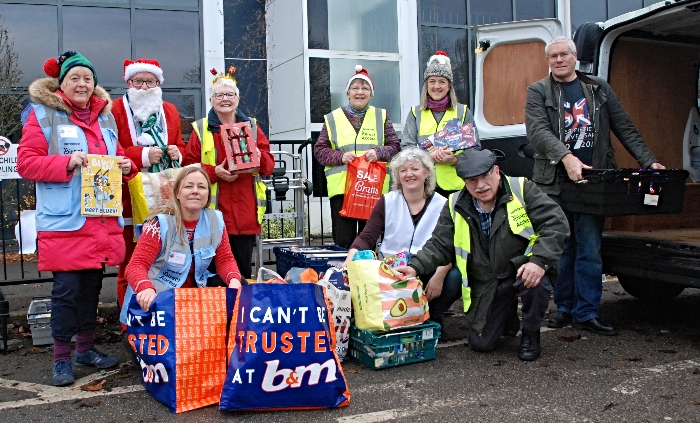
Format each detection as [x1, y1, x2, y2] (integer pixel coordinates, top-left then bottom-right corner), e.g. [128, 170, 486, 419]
[124, 166, 242, 313]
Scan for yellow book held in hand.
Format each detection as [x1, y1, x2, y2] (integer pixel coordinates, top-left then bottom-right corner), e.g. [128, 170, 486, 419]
[81, 154, 122, 217]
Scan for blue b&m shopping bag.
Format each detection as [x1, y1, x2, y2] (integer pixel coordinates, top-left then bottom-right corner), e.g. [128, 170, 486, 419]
[219, 284, 351, 411]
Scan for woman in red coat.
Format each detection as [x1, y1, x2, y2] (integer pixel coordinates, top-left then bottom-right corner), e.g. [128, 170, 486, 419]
[183, 70, 274, 280]
[18, 52, 138, 387]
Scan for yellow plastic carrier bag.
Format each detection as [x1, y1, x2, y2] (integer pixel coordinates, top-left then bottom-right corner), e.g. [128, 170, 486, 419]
[347, 260, 429, 331]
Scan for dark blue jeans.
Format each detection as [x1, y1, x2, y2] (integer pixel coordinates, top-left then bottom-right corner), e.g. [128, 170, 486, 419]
[422, 267, 463, 318]
[51, 270, 103, 342]
[550, 195, 606, 323]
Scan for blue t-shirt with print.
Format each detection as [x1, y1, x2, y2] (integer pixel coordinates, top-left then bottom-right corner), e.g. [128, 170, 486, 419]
[561, 78, 595, 166]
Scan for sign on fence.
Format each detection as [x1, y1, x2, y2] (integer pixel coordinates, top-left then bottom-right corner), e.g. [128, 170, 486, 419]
[0, 136, 20, 180]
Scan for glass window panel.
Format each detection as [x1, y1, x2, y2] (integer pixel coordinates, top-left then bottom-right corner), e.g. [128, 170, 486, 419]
[133, 10, 200, 87]
[571, 0, 607, 34]
[63, 7, 130, 86]
[643, 0, 658, 6]
[226, 59, 269, 135]
[162, 93, 198, 143]
[325, 0, 398, 52]
[223, 0, 266, 59]
[0, 4, 58, 85]
[609, 0, 644, 19]
[136, 0, 199, 7]
[68, 0, 129, 4]
[515, 0, 556, 21]
[419, 0, 467, 25]
[470, 0, 512, 25]
[309, 59, 400, 125]
[308, 0, 329, 49]
[420, 27, 469, 106]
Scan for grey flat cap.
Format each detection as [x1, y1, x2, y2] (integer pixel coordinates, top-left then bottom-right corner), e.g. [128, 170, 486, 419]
[455, 149, 497, 179]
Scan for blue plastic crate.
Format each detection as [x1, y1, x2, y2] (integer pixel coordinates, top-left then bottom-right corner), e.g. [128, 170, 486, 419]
[349, 322, 441, 370]
[273, 246, 347, 278]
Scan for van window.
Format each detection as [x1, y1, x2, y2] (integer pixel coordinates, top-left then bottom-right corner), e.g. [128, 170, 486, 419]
[482, 41, 548, 126]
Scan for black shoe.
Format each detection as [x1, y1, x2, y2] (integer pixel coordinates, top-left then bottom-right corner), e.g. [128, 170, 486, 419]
[503, 314, 520, 337]
[547, 311, 572, 328]
[518, 329, 541, 361]
[573, 318, 618, 336]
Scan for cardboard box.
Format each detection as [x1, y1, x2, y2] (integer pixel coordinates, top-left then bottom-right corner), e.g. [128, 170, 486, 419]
[220, 123, 260, 174]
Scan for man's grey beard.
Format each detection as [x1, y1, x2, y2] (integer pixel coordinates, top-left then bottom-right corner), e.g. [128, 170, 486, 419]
[128, 87, 163, 123]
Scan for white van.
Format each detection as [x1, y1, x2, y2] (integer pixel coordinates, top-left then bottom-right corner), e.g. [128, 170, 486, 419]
[472, 0, 700, 300]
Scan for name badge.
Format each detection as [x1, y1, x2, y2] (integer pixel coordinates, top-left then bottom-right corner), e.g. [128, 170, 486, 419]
[58, 125, 79, 139]
[167, 252, 186, 266]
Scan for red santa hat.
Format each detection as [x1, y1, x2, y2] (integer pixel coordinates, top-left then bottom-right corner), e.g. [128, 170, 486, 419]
[123, 58, 164, 84]
[345, 65, 374, 96]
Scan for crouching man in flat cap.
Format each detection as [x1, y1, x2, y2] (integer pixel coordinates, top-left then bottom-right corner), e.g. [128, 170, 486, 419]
[395, 149, 569, 360]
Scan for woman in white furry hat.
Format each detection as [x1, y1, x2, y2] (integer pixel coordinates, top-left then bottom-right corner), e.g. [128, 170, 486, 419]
[402, 51, 476, 199]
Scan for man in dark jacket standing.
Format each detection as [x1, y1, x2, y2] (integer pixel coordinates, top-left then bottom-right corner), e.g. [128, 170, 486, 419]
[525, 36, 665, 335]
[396, 149, 569, 361]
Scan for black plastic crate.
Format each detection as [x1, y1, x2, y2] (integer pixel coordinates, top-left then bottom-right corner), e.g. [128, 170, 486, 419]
[0, 288, 8, 353]
[273, 246, 347, 278]
[559, 169, 688, 216]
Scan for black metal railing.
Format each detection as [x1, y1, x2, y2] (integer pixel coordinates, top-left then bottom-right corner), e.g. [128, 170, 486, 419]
[0, 139, 332, 285]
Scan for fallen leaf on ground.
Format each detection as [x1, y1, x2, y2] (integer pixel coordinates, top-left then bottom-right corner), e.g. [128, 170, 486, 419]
[83, 380, 106, 391]
[692, 401, 700, 405]
[558, 335, 580, 342]
[114, 372, 133, 380]
[346, 368, 359, 374]
[78, 399, 103, 408]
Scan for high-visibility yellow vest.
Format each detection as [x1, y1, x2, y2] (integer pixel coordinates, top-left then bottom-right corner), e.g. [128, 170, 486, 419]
[323, 106, 390, 198]
[413, 104, 468, 192]
[192, 117, 267, 224]
[449, 176, 539, 312]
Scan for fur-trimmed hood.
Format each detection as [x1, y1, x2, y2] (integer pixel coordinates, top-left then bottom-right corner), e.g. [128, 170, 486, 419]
[28, 77, 112, 116]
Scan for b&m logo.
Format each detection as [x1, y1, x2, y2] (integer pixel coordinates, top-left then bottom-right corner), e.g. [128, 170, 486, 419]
[261, 358, 338, 392]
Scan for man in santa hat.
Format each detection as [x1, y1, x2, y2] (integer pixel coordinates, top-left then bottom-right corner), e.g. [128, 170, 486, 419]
[112, 58, 186, 314]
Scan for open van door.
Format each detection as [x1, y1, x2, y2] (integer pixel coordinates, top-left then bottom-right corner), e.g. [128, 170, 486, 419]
[473, 19, 562, 177]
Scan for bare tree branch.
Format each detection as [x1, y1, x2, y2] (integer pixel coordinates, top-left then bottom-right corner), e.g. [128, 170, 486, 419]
[0, 17, 23, 140]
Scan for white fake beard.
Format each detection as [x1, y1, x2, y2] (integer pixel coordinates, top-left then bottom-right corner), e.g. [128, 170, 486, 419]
[128, 86, 163, 123]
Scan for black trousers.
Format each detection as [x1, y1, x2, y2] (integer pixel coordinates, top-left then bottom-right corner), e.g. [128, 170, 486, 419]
[329, 195, 366, 249]
[468, 275, 553, 352]
[51, 269, 103, 342]
[228, 234, 256, 280]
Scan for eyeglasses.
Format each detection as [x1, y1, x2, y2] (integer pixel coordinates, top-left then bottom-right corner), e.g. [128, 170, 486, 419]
[465, 166, 496, 186]
[547, 51, 573, 60]
[349, 87, 371, 93]
[130, 79, 159, 88]
[214, 92, 238, 100]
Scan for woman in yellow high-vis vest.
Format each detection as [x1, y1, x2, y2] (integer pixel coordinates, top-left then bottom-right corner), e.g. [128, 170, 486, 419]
[183, 68, 274, 280]
[402, 51, 476, 199]
[313, 65, 400, 248]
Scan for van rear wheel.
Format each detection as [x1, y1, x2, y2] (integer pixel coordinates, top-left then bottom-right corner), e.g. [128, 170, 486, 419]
[617, 275, 685, 301]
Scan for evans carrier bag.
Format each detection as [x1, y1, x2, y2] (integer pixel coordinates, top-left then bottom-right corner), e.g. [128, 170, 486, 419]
[125, 287, 237, 413]
[219, 283, 350, 411]
[339, 157, 387, 220]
